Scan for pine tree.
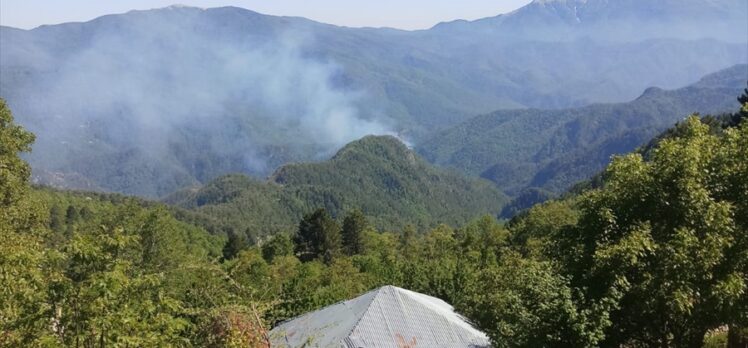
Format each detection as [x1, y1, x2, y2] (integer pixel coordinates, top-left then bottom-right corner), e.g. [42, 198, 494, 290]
[293, 208, 341, 263]
[223, 230, 249, 260]
[65, 205, 79, 224]
[49, 205, 64, 233]
[341, 209, 368, 255]
[737, 82, 748, 123]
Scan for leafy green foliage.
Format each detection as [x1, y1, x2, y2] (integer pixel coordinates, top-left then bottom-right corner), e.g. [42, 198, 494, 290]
[0, 98, 34, 208]
[1, 100, 269, 346]
[550, 116, 748, 347]
[260, 234, 293, 264]
[0, 98, 54, 346]
[223, 231, 251, 260]
[459, 253, 605, 348]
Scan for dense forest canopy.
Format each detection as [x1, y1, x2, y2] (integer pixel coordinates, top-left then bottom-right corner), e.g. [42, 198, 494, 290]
[2, 87, 747, 346]
[165, 135, 508, 239]
[418, 64, 748, 198]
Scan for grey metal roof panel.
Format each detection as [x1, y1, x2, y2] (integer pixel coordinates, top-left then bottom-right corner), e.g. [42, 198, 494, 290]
[269, 285, 491, 348]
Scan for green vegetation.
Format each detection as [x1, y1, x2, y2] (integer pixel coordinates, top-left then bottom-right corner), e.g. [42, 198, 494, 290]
[166, 135, 508, 238]
[2, 91, 747, 347]
[418, 65, 747, 197]
[552, 115, 748, 346]
[0, 99, 266, 346]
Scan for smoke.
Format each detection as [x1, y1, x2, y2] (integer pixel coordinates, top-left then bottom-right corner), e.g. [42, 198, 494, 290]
[7, 7, 393, 195]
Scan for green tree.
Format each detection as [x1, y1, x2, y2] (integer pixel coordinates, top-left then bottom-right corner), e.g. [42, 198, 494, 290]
[261, 234, 293, 263]
[459, 252, 606, 348]
[223, 230, 250, 260]
[557, 116, 748, 347]
[64, 205, 79, 224]
[49, 205, 65, 233]
[736, 82, 748, 123]
[398, 224, 418, 258]
[0, 99, 56, 346]
[0, 99, 34, 211]
[341, 209, 368, 255]
[293, 208, 341, 263]
[508, 199, 578, 258]
[55, 224, 189, 346]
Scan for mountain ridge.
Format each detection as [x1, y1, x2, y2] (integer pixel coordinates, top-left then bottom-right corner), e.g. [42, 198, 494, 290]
[418, 64, 748, 196]
[166, 135, 508, 236]
[1, 2, 745, 197]
[431, 0, 747, 42]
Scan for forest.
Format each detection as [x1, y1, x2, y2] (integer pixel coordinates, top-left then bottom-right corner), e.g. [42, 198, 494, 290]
[2, 89, 747, 347]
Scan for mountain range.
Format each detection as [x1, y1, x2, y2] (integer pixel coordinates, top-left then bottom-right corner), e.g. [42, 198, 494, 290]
[418, 64, 748, 197]
[433, 0, 747, 43]
[0, 0, 746, 197]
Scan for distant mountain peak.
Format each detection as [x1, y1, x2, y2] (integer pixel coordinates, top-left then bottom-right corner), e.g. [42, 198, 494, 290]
[531, 0, 589, 4]
[164, 4, 203, 10]
[331, 135, 413, 162]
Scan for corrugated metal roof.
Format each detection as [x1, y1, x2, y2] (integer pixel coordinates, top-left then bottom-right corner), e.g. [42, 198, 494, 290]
[269, 285, 491, 348]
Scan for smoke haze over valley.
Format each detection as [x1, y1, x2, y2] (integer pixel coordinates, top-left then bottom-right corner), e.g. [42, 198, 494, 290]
[1, 0, 747, 197]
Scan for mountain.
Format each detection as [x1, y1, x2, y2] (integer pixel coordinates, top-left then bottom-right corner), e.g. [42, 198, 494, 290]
[1, 2, 745, 197]
[418, 64, 748, 196]
[165, 135, 508, 236]
[432, 0, 748, 43]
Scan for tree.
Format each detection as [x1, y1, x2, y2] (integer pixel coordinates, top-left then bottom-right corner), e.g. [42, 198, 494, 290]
[293, 208, 341, 263]
[556, 116, 748, 347]
[341, 209, 368, 255]
[223, 230, 250, 260]
[725, 82, 748, 128]
[0, 99, 55, 345]
[459, 252, 606, 348]
[508, 199, 578, 258]
[398, 224, 418, 258]
[49, 205, 65, 233]
[0, 99, 34, 210]
[64, 205, 79, 224]
[261, 234, 293, 263]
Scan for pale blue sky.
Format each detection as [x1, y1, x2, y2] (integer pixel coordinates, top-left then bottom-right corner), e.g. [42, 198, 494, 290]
[0, 0, 533, 30]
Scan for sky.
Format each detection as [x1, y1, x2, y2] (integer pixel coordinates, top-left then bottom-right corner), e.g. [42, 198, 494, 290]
[0, 0, 533, 30]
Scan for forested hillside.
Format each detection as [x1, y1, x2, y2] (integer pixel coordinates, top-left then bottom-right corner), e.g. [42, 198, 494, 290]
[1, 1, 745, 196]
[166, 135, 508, 238]
[3, 90, 747, 347]
[418, 64, 748, 197]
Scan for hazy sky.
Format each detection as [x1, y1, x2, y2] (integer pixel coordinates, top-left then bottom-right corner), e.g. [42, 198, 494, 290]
[0, 0, 533, 30]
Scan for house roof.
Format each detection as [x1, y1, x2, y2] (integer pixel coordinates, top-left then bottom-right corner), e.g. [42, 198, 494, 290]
[269, 285, 491, 348]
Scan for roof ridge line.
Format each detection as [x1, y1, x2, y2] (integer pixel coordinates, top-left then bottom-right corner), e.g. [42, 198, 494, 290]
[396, 288, 488, 341]
[270, 286, 383, 329]
[343, 285, 392, 344]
